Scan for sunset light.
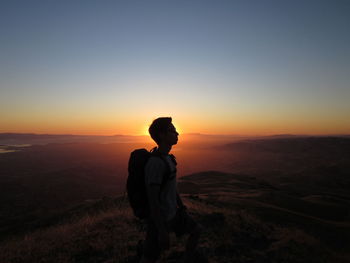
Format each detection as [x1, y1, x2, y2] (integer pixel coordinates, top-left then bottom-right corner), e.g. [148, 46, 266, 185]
[1, 1, 349, 136]
[1, 2, 350, 262]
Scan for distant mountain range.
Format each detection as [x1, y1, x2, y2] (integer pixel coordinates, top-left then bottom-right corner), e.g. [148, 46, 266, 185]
[0, 133, 148, 145]
[1, 132, 349, 146]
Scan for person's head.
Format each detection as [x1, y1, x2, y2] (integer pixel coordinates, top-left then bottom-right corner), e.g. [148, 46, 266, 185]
[148, 117, 179, 146]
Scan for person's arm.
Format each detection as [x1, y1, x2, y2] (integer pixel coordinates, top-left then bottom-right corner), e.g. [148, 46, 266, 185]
[147, 185, 166, 230]
[147, 185, 169, 250]
[144, 157, 170, 250]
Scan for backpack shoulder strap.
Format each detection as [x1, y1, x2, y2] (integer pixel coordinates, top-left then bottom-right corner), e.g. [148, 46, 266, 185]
[149, 148, 177, 182]
[169, 153, 177, 166]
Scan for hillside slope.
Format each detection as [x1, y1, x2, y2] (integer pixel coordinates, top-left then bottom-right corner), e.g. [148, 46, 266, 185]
[1, 171, 349, 263]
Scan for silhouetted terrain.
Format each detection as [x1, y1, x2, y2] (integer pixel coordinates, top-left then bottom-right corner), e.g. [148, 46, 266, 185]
[0, 133, 147, 145]
[0, 136, 349, 262]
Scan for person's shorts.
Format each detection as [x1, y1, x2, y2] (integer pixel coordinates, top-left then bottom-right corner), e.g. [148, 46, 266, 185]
[142, 208, 198, 261]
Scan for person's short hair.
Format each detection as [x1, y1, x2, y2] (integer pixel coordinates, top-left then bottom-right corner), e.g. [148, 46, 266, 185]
[148, 117, 172, 144]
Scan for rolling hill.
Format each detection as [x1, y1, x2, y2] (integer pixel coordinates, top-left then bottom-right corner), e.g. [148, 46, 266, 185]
[1, 170, 349, 263]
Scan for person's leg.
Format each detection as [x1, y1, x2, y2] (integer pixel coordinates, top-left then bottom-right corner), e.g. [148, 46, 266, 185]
[140, 255, 157, 263]
[171, 209, 202, 263]
[183, 225, 202, 263]
[141, 220, 161, 263]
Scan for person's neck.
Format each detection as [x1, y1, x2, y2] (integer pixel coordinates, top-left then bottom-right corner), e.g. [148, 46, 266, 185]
[157, 144, 171, 155]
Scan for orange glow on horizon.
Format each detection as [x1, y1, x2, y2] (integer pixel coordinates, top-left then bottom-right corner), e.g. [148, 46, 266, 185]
[1, 124, 350, 136]
[1, 113, 349, 136]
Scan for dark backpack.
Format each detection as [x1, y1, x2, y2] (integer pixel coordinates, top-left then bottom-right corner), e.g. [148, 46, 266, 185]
[127, 147, 177, 219]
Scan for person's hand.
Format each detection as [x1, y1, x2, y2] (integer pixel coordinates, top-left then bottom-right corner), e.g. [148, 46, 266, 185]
[158, 229, 170, 251]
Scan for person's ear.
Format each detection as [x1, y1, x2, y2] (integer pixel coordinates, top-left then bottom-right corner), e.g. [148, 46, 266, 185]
[158, 132, 166, 142]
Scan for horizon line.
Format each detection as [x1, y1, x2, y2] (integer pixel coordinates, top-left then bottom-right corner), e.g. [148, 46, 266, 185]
[0, 132, 349, 137]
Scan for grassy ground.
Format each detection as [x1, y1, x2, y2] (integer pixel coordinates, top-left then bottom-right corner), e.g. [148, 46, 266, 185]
[0, 193, 348, 263]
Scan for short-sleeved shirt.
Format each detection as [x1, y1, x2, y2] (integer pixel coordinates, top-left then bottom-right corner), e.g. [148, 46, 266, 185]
[144, 155, 177, 221]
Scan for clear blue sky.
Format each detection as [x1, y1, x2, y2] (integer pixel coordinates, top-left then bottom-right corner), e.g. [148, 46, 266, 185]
[1, 0, 349, 135]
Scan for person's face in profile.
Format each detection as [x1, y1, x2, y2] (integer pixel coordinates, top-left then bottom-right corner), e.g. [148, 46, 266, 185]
[162, 123, 179, 146]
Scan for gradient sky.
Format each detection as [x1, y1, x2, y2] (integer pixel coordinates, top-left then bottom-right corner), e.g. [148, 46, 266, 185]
[1, 0, 349, 135]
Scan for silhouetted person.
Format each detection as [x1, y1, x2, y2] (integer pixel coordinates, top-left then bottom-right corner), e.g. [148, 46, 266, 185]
[140, 117, 202, 263]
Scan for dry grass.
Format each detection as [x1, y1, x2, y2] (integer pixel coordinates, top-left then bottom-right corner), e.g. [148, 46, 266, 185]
[0, 203, 142, 263]
[0, 196, 346, 263]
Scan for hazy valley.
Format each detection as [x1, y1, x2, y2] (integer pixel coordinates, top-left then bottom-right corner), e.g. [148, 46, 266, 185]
[0, 134, 349, 262]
